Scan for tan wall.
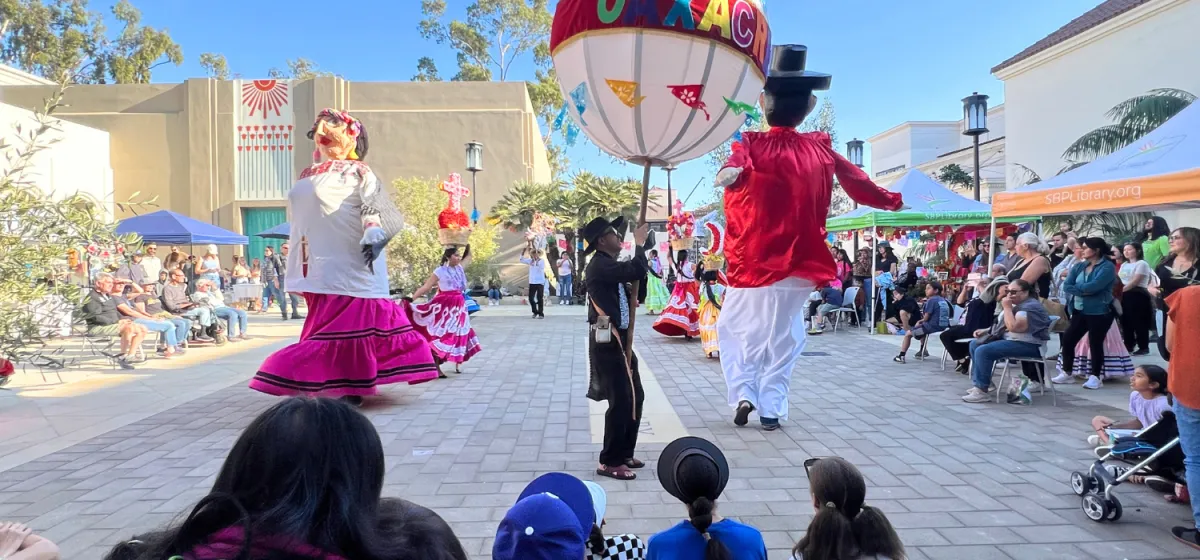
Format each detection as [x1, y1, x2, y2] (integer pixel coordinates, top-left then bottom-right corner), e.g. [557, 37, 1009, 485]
[0, 77, 551, 286]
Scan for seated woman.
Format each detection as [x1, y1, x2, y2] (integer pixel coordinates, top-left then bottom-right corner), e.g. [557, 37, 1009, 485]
[962, 279, 1052, 404]
[192, 279, 249, 341]
[104, 398, 468, 560]
[940, 276, 1005, 374]
[791, 457, 905, 560]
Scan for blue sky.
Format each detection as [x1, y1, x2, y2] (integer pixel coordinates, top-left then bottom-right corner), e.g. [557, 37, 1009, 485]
[130, 0, 1100, 206]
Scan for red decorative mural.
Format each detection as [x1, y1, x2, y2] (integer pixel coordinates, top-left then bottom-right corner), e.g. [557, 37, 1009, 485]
[235, 79, 295, 200]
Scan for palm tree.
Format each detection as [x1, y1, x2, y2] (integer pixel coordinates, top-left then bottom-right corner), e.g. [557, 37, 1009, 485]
[486, 180, 563, 234]
[1062, 88, 1195, 171]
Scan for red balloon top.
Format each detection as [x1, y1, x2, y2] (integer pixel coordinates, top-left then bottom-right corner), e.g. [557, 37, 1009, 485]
[551, 0, 771, 76]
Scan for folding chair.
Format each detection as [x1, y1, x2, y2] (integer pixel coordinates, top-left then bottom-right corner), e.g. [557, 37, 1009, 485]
[830, 287, 860, 332]
[993, 350, 1056, 406]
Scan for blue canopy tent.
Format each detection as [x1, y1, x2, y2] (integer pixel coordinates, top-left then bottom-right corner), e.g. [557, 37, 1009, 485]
[116, 210, 249, 245]
[255, 222, 291, 240]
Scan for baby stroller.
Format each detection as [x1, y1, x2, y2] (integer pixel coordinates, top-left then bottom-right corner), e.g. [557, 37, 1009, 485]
[1070, 410, 1184, 522]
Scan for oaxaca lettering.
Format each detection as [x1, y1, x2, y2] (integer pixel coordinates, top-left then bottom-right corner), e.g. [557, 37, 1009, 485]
[595, 0, 769, 68]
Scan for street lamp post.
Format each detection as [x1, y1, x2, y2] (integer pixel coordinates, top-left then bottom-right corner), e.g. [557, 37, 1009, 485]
[846, 138, 865, 254]
[465, 141, 483, 224]
[961, 92, 989, 201]
[664, 164, 677, 217]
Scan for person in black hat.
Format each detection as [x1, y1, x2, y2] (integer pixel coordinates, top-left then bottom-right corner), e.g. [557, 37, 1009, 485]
[713, 44, 904, 431]
[645, 437, 767, 560]
[583, 216, 650, 480]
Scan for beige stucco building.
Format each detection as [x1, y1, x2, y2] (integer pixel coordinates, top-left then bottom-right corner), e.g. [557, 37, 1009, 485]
[0, 66, 114, 217]
[993, 0, 1200, 227]
[0, 75, 552, 284]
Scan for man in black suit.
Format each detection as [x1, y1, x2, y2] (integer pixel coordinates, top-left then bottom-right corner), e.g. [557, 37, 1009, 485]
[584, 216, 650, 481]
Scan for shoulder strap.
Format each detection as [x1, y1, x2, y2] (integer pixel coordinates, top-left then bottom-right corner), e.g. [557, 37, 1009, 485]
[590, 297, 606, 317]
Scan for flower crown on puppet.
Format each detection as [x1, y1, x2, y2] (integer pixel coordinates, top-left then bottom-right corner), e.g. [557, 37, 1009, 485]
[437, 173, 472, 247]
[700, 221, 725, 270]
[308, 108, 366, 161]
[667, 200, 696, 251]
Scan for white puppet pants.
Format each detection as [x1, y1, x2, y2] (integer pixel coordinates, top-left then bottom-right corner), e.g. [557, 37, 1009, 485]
[717, 276, 815, 421]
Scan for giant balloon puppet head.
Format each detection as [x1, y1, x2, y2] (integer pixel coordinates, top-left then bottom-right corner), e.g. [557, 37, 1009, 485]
[762, 44, 832, 128]
[550, 0, 771, 166]
[307, 108, 369, 162]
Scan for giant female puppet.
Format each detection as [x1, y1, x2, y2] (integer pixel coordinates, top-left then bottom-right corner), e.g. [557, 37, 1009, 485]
[251, 109, 440, 405]
[715, 45, 904, 431]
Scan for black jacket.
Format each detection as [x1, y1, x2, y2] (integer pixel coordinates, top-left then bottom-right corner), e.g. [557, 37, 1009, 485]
[585, 249, 648, 326]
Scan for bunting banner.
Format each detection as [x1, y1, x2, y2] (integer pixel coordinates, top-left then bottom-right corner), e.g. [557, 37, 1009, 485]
[606, 79, 646, 108]
[668, 84, 710, 120]
[570, 82, 590, 126]
[723, 97, 762, 122]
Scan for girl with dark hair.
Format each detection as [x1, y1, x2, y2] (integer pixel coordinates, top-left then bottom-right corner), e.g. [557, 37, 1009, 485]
[1060, 237, 1119, 390]
[645, 249, 670, 315]
[647, 438, 766, 560]
[409, 245, 481, 376]
[1138, 216, 1172, 268]
[104, 398, 468, 560]
[654, 249, 701, 339]
[792, 457, 905, 560]
[1119, 242, 1154, 355]
[252, 109, 438, 405]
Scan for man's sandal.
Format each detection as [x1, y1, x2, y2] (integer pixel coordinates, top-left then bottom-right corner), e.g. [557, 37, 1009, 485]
[624, 458, 645, 469]
[596, 465, 636, 480]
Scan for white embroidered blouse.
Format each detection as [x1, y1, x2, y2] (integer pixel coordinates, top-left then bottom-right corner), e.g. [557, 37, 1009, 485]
[285, 159, 391, 299]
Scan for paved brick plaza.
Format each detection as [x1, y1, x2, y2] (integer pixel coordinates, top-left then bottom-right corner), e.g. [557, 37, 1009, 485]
[1, 311, 1197, 559]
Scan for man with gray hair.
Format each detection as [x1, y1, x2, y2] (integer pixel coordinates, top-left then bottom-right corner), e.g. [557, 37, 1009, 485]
[162, 268, 215, 342]
[82, 273, 145, 369]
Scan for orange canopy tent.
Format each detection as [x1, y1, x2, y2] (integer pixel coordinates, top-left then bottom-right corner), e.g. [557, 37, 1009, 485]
[993, 101, 1200, 217]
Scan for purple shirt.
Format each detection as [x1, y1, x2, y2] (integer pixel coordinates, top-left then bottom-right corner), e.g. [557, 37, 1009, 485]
[1129, 392, 1170, 428]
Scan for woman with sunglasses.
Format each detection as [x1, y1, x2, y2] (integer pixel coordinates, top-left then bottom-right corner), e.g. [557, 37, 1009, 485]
[793, 457, 905, 560]
[1151, 227, 1200, 359]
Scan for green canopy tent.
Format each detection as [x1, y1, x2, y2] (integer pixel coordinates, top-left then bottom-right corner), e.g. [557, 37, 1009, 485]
[825, 169, 1039, 330]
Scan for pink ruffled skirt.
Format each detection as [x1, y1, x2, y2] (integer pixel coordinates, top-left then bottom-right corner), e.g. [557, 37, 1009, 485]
[251, 293, 440, 397]
[405, 291, 481, 364]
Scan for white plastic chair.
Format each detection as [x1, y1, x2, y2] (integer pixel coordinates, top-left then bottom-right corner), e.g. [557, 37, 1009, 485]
[830, 287, 860, 332]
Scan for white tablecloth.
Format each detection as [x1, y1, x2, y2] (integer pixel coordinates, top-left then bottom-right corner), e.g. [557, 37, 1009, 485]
[232, 283, 261, 302]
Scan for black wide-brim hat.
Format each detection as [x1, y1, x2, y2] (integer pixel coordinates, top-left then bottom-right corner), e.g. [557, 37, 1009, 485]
[657, 436, 730, 503]
[765, 44, 832, 94]
[581, 216, 626, 256]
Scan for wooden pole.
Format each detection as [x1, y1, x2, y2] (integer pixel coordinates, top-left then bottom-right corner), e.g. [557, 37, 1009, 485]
[625, 161, 653, 361]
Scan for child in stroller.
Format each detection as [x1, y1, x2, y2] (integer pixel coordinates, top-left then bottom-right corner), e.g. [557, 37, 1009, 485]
[1071, 408, 1186, 522]
[1088, 365, 1170, 452]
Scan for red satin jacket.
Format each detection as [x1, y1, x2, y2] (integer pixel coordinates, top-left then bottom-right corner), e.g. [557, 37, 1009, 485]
[721, 128, 903, 289]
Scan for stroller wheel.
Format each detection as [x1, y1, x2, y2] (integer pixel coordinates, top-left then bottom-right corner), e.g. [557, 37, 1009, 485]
[1070, 471, 1093, 496]
[1105, 495, 1123, 522]
[1082, 491, 1110, 522]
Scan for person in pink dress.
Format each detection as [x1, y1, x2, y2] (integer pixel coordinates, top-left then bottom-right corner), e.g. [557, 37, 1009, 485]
[652, 249, 701, 339]
[407, 246, 482, 376]
[251, 109, 439, 406]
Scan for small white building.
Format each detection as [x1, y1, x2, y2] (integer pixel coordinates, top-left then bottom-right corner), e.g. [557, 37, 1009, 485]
[993, 0, 1200, 227]
[0, 64, 114, 217]
[866, 105, 1007, 201]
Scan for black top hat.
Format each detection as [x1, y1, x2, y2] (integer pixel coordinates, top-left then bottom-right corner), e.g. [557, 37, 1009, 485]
[581, 216, 626, 256]
[657, 436, 730, 503]
[765, 45, 832, 93]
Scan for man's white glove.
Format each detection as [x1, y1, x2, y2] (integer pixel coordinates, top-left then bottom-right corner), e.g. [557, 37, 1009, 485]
[898, 204, 912, 211]
[360, 226, 387, 246]
[715, 167, 741, 188]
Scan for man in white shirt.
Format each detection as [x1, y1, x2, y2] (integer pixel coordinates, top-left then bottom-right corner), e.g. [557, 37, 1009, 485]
[557, 254, 574, 305]
[520, 248, 546, 319]
[141, 243, 163, 281]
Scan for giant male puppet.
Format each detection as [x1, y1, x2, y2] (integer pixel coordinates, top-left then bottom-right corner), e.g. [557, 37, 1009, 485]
[715, 45, 904, 430]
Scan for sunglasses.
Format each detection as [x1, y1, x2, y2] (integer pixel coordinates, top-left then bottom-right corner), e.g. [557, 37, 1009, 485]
[803, 456, 842, 479]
